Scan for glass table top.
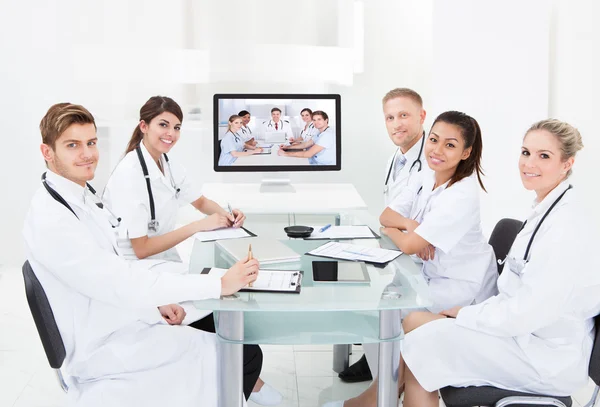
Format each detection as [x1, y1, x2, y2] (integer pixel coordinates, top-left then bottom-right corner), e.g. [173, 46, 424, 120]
[190, 211, 431, 313]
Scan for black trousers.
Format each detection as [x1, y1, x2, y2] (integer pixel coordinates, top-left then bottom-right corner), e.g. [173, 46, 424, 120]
[189, 313, 263, 400]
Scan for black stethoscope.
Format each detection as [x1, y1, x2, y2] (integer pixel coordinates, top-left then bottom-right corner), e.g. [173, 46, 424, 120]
[241, 126, 252, 135]
[135, 146, 181, 232]
[41, 172, 121, 228]
[498, 184, 572, 270]
[383, 131, 425, 195]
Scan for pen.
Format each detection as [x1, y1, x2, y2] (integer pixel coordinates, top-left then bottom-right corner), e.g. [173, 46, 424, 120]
[248, 244, 254, 287]
[319, 224, 332, 233]
[227, 203, 236, 224]
[342, 250, 375, 257]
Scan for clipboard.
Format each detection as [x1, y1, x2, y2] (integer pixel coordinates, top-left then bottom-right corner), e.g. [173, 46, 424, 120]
[194, 227, 257, 243]
[305, 242, 402, 268]
[201, 268, 303, 294]
[245, 148, 271, 154]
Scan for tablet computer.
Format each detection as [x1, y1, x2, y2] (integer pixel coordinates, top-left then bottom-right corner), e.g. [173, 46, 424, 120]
[312, 261, 370, 283]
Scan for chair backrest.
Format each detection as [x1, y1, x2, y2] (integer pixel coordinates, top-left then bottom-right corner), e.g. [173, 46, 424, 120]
[488, 218, 523, 275]
[22, 261, 66, 369]
[589, 315, 600, 385]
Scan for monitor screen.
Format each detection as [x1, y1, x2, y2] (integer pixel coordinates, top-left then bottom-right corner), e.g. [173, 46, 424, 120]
[213, 94, 341, 172]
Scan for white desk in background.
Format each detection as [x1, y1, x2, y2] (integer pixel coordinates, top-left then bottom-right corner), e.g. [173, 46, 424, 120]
[232, 146, 309, 166]
[200, 183, 367, 215]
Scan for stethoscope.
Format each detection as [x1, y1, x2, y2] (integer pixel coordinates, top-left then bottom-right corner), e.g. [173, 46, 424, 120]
[135, 146, 181, 233]
[226, 130, 241, 143]
[300, 122, 315, 137]
[41, 172, 121, 228]
[498, 185, 573, 273]
[383, 131, 425, 195]
[241, 126, 252, 135]
[267, 120, 286, 130]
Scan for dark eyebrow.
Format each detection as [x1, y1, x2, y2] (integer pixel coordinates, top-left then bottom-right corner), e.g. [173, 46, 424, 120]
[444, 138, 459, 142]
[88, 137, 98, 143]
[62, 139, 80, 144]
[430, 132, 439, 137]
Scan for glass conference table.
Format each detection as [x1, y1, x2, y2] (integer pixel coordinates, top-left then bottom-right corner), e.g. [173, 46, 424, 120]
[190, 212, 431, 407]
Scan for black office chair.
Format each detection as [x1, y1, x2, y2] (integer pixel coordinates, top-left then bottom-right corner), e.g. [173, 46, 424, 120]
[488, 218, 523, 275]
[438, 218, 600, 407]
[22, 261, 68, 392]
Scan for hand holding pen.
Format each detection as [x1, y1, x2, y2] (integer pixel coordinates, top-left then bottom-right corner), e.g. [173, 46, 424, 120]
[227, 203, 246, 228]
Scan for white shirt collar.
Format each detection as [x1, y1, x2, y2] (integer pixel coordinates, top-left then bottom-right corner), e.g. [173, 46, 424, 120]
[530, 178, 572, 216]
[401, 132, 425, 163]
[44, 169, 88, 207]
[139, 141, 166, 181]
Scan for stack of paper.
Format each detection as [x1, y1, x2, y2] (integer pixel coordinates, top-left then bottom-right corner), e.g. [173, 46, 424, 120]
[307, 241, 401, 264]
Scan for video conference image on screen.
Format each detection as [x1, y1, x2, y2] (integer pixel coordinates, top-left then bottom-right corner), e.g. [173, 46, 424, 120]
[214, 95, 340, 171]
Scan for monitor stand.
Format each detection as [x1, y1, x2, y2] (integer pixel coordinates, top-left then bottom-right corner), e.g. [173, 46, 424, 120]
[260, 173, 296, 193]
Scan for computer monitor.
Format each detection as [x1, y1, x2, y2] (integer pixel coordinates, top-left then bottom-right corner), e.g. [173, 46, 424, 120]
[213, 94, 341, 173]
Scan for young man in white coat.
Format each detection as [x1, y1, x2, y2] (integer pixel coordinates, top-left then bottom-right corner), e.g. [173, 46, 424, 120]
[338, 88, 432, 384]
[23, 103, 262, 407]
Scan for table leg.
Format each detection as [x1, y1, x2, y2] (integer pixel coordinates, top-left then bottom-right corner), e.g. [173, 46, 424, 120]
[332, 344, 351, 373]
[377, 309, 402, 407]
[216, 311, 244, 407]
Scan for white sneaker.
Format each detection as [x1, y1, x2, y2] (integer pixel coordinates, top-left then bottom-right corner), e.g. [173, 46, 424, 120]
[321, 401, 344, 407]
[249, 383, 283, 406]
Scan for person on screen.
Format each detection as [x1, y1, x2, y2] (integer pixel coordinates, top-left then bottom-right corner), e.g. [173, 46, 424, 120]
[218, 115, 264, 166]
[288, 108, 319, 144]
[238, 109, 258, 148]
[278, 111, 336, 165]
[262, 107, 293, 141]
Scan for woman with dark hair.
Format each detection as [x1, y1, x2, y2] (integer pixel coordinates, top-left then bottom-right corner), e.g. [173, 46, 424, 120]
[289, 107, 319, 143]
[104, 96, 246, 262]
[103, 96, 282, 405]
[324, 111, 499, 407]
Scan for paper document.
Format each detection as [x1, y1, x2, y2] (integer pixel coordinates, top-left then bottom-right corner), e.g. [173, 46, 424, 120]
[216, 237, 301, 265]
[308, 241, 401, 264]
[194, 227, 255, 242]
[307, 225, 378, 240]
[256, 143, 273, 148]
[202, 267, 302, 293]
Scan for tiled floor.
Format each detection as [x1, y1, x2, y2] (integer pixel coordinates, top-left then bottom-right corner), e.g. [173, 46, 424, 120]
[0, 264, 596, 407]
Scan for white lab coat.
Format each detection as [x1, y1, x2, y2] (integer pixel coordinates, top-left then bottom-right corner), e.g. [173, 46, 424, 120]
[262, 119, 294, 141]
[403, 180, 600, 396]
[389, 171, 499, 312]
[240, 125, 254, 141]
[23, 170, 225, 407]
[298, 122, 319, 142]
[103, 142, 203, 262]
[383, 134, 428, 207]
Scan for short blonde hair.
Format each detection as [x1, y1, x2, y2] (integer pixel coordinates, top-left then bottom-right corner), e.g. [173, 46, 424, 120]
[526, 119, 584, 177]
[40, 103, 96, 149]
[382, 88, 423, 107]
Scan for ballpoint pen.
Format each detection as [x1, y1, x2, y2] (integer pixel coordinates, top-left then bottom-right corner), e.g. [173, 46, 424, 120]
[227, 203, 236, 225]
[319, 224, 332, 233]
[248, 243, 254, 287]
[342, 250, 375, 257]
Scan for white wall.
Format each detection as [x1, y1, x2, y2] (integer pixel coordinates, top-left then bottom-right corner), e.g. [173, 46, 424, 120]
[431, 0, 550, 236]
[1, 0, 598, 266]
